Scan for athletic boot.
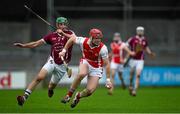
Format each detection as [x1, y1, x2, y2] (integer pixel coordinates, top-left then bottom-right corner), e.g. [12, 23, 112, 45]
[71, 92, 80, 108]
[17, 95, 25, 106]
[61, 95, 71, 104]
[121, 83, 126, 90]
[132, 90, 136, 96]
[108, 89, 113, 95]
[48, 89, 54, 98]
[129, 86, 133, 96]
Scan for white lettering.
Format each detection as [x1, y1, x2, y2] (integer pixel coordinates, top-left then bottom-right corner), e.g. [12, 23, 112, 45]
[142, 70, 160, 83]
[164, 71, 180, 82]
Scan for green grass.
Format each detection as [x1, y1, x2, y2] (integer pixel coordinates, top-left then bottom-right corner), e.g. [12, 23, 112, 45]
[0, 87, 180, 113]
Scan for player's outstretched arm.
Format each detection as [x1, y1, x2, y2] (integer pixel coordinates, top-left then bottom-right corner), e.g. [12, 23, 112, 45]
[103, 58, 112, 89]
[59, 36, 76, 57]
[13, 39, 45, 48]
[145, 46, 156, 58]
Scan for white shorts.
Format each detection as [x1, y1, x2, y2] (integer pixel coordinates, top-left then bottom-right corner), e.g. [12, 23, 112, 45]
[81, 59, 103, 78]
[110, 61, 124, 72]
[42, 56, 67, 84]
[128, 59, 144, 71]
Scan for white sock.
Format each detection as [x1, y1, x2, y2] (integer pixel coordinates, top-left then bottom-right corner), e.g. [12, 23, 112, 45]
[24, 89, 32, 99]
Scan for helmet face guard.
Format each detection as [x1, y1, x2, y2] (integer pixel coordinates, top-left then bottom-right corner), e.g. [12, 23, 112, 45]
[56, 17, 68, 25]
[113, 32, 121, 43]
[136, 26, 144, 36]
[89, 28, 103, 46]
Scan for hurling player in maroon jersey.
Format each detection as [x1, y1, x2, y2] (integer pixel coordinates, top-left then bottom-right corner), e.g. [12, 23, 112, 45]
[126, 26, 155, 96]
[14, 17, 75, 106]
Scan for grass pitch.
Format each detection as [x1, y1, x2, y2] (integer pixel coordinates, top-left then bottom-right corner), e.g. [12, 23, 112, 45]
[0, 87, 180, 113]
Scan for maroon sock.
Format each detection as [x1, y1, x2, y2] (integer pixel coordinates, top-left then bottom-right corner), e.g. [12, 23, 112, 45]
[67, 88, 75, 97]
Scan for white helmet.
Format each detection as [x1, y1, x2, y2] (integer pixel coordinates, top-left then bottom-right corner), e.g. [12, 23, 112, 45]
[136, 26, 144, 31]
[136, 26, 144, 36]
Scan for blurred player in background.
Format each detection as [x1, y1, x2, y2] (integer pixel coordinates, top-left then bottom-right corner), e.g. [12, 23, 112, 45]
[126, 26, 155, 96]
[14, 17, 75, 106]
[59, 28, 112, 108]
[108, 32, 135, 95]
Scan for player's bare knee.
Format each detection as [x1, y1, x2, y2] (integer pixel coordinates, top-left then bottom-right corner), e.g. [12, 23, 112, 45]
[78, 73, 86, 79]
[130, 71, 134, 75]
[137, 75, 140, 78]
[111, 74, 115, 79]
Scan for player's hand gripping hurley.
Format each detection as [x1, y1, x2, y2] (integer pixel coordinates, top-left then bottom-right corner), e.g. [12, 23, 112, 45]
[60, 56, 72, 78]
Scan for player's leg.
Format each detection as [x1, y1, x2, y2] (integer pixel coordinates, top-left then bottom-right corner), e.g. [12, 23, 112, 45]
[48, 73, 60, 98]
[48, 64, 66, 98]
[80, 76, 99, 98]
[17, 68, 48, 106]
[17, 57, 54, 106]
[132, 69, 142, 96]
[128, 59, 135, 95]
[118, 64, 126, 89]
[108, 69, 115, 95]
[118, 71, 126, 89]
[71, 76, 99, 108]
[108, 62, 117, 95]
[129, 68, 135, 95]
[133, 60, 144, 96]
[61, 62, 88, 103]
[48, 82, 56, 98]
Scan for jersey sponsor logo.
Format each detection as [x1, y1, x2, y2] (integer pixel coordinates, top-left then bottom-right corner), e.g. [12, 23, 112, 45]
[135, 44, 143, 53]
[59, 36, 65, 40]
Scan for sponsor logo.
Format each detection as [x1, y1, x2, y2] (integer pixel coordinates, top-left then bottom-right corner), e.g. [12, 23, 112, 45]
[0, 72, 11, 88]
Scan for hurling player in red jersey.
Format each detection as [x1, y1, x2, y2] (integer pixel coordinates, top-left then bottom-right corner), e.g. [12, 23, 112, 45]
[59, 28, 112, 108]
[126, 26, 155, 96]
[14, 17, 75, 106]
[108, 32, 135, 95]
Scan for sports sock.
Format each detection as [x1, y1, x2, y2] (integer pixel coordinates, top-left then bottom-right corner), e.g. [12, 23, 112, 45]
[24, 89, 32, 100]
[67, 88, 75, 97]
[79, 89, 88, 98]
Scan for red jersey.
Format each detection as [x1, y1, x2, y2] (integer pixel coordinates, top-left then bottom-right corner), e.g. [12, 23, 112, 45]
[110, 42, 125, 64]
[75, 37, 108, 68]
[127, 35, 148, 60]
[83, 38, 104, 68]
[43, 30, 74, 64]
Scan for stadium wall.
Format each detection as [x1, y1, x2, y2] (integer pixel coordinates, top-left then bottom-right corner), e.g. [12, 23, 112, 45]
[0, 19, 180, 89]
[1, 66, 180, 89]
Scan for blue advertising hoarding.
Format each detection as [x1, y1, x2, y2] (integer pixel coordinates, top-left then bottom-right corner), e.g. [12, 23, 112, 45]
[103, 66, 180, 86]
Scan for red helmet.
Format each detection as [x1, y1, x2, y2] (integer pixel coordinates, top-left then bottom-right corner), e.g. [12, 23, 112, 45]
[89, 28, 103, 39]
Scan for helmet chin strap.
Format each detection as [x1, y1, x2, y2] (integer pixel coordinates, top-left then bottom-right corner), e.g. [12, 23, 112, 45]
[138, 34, 143, 37]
